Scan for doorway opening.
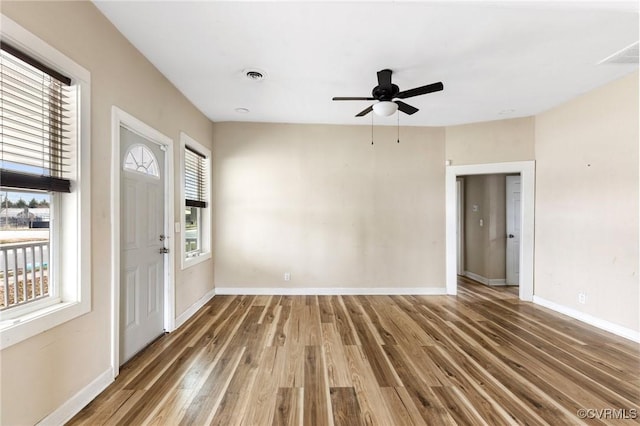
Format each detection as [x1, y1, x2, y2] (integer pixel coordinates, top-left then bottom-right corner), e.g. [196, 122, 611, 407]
[446, 161, 534, 301]
[455, 173, 521, 294]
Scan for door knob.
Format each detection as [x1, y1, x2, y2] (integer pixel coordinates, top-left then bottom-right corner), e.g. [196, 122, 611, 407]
[508, 234, 515, 238]
[159, 247, 169, 254]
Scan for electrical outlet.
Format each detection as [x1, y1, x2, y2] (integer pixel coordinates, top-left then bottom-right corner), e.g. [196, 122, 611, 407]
[578, 292, 587, 304]
[284, 272, 291, 281]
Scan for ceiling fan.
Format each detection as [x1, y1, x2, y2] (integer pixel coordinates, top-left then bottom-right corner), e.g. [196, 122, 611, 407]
[332, 69, 443, 117]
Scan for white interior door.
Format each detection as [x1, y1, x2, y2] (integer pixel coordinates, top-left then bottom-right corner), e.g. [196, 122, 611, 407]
[506, 175, 521, 286]
[120, 127, 166, 364]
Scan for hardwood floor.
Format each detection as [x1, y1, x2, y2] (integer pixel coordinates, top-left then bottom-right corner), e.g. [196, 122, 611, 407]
[68, 277, 640, 425]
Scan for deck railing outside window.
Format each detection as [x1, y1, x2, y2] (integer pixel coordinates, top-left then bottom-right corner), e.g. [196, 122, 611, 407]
[0, 241, 50, 310]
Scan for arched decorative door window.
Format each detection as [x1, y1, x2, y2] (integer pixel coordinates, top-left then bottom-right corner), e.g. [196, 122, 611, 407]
[123, 144, 160, 178]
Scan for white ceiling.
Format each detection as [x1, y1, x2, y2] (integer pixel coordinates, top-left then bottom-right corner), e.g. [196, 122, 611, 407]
[93, 1, 639, 127]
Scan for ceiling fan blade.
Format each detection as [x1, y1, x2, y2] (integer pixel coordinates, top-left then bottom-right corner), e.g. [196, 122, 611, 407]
[395, 100, 419, 115]
[332, 97, 376, 101]
[377, 69, 392, 89]
[355, 105, 373, 117]
[396, 82, 444, 99]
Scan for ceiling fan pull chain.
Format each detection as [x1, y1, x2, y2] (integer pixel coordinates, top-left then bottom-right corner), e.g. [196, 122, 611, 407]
[371, 113, 374, 145]
[397, 112, 400, 143]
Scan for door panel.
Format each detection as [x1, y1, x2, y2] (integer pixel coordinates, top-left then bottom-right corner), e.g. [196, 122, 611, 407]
[124, 268, 138, 328]
[146, 184, 160, 247]
[123, 182, 138, 250]
[120, 127, 166, 364]
[506, 175, 521, 286]
[147, 262, 161, 315]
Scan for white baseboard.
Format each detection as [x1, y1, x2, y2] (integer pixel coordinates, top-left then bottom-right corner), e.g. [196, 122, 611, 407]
[464, 271, 506, 286]
[533, 296, 640, 343]
[37, 368, 113, 426]
[174, 288, 216, 330]
[464, 271, 488, 284]
[214, 287, 447, 296]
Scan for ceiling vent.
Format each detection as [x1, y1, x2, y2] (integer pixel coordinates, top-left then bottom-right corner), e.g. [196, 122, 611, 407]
[243, 68, 267, 81]
[599, 41, 639, 65]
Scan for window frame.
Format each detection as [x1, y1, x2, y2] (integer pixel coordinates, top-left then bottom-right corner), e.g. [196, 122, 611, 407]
[180, 132, 211, 269]
[0, 15, 91, 350]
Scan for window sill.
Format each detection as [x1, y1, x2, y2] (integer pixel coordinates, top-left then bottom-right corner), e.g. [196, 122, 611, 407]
[0, 299, 90, 350]
[182, 251, 212, 270]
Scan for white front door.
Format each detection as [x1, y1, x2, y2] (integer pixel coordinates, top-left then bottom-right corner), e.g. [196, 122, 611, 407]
[506, 175, 521, 286]
[120, 126, 166, 364]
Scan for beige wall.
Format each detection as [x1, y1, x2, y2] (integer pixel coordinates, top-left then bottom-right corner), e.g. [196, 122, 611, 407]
[446, 116, 535, 165]
[213, 122, 446, 289]
[535, 71, 639, 332]
[1, 2, 214, 425]
[463, 174, 506, 281]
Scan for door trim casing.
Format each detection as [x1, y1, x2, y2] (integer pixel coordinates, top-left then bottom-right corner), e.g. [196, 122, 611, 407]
[455, 177, 465, 276]
[110, 106, 175, 377]
[445, 161, 535, 301]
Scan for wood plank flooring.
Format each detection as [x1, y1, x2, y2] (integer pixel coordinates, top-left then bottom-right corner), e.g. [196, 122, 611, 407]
[68, 277, 640, 425]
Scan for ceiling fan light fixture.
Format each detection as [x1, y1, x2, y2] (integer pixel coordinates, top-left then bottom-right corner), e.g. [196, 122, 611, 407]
[373, 101, 398, 117]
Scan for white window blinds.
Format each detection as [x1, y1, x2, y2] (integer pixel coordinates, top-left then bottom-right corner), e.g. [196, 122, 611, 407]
[0, 41, 73, 193]
[185, 146, 207, 208]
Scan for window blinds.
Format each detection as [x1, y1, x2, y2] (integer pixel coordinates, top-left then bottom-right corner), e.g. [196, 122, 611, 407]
[185, 146, 207, 208]
[0, 42, 72, 193]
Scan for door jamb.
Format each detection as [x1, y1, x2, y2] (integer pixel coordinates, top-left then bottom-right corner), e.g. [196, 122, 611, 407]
[110, 107, 175, 377]
[445, 161, 535, 301]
